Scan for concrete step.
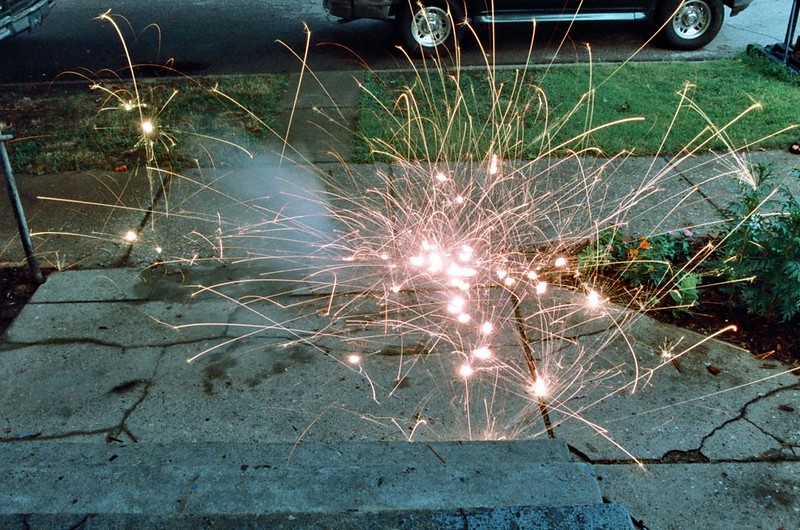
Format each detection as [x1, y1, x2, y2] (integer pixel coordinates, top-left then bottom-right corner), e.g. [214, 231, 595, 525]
[1, 440, 634, 529]
[1, 504, 636, 529]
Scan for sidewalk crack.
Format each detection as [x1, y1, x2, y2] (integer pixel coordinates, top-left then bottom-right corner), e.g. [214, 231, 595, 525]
[108, 347, 168, 443]
[698, 382, 800, 456]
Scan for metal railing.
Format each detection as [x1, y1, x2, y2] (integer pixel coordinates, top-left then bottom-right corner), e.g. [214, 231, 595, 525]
[1, 134, 44, 284]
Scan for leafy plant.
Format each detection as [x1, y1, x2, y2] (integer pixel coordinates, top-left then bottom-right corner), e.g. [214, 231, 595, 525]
[619, 231, 695, 288]
[576, 225, 626, 274]
[577, 224, 700, 311]
[668, 271, 701, 310]
[716, 164, 800, 322]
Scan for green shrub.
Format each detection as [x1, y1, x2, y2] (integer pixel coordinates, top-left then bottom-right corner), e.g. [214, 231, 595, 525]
[716, 164, 800, 322]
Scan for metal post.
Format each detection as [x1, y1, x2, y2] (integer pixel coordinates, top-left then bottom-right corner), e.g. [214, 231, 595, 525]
[0, 134, 44, 284]
[782, 0, 800, 64]
[747, 0, 800, 74]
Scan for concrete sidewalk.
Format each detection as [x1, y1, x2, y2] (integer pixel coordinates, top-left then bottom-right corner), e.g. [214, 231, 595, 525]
[1, 70, 799, 528]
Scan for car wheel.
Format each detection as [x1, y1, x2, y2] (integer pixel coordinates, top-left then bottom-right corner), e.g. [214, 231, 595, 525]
[398, 1, 464, 56]
[656, 0, 724, 50]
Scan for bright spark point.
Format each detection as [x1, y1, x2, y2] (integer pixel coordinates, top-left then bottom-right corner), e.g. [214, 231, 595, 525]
[457, 313, 471, 324]
[380, 253, 389, 260]
[141, 119, 155, 135]
[473, 346, 492, 360]
[504, 277, 516, 287]
[124, 230, 137, 243]
[587, 290, 602, 308]
[154, 246, 162, 254]
[459, 364, 474, 378]
[555, 257, 567, 268]
[447, 296, 465, 314]
[410, 255, 424, 267]
[455, 195, 464, 204]
[390, 285, 401, 293]
[531, 378, 548, 398]
[496, 269, 507, 280]
[489, 154, 499, 175]
[527, 271, 538, 280]
[348, 354, 361, 365]
[428, 253, 444, 272]
[536, 282, 548, 295]
[434, 171, 447, 182]
[451, 278, 469, 290]
[481, 322, 494, 335]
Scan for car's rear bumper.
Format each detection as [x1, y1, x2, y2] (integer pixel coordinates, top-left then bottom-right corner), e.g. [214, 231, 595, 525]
[0, 0, 56, 41]
[324, 0, 392, 21]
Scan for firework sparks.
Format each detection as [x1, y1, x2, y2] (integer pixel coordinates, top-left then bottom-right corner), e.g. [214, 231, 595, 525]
[31, 11, 797, 459]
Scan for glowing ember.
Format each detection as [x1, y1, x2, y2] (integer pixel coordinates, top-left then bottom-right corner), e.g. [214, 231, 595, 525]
[473, 346, 492, 360]
[141, 119, 155, 135]
[459, 364, 474, 378]
[587, 290, 602, 308]
[447, 295, 465, 314]
[531, 378, 548, 398]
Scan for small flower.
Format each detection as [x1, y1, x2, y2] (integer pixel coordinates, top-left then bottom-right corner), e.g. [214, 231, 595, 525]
[638, 238, 651, 249]
[682, 229, 694, 237]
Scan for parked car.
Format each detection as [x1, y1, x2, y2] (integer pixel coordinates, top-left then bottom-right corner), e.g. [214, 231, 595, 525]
[323, 0, 753, 54]
[0, 0, 56, 42]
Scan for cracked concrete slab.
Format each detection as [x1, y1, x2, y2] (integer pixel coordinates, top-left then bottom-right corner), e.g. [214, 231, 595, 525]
[702, 386, 800, 461]
[0, 343, 162, 442]
[509, 284, 800, 461]
[702, 416, 791, 461]
[121, 318, 553, 445]
[552, 317, 799, 461]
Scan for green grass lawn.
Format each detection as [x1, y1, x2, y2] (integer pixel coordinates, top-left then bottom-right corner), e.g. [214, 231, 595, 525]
[1, 74, 287, 175]
[2, 52, 797, 174]
[354, 52, 799, 162]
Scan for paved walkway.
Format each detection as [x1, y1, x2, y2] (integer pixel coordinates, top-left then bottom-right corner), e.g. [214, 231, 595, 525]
[1, 70, 799, 528]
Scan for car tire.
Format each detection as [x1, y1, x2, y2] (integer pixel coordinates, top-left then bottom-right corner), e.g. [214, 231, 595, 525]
[398, 0, 464, 56]
[655, 0, 724, 50]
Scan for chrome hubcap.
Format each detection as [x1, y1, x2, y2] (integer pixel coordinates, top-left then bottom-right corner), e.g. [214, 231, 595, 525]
[672, 1, 711, 40]
[411, 6, 452, 48]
